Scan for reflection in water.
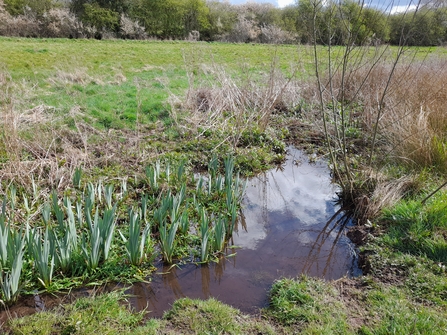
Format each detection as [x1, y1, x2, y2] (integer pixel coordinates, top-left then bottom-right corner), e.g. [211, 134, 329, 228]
[127, 147, 359, 317]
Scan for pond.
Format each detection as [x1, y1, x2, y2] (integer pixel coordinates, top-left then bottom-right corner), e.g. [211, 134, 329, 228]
[126, 147, 360, 317]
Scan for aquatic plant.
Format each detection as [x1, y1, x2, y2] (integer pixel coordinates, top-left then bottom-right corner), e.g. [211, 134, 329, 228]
[28, 227, 55, 288]
[159, 220, 179, 264]
[103, 184, 114, 209]
[81, 204, 117, 270]
[179, 209, 189, 235]
[198, 205, 211, 262]
[0, 243, 24, 305]
[120, 209, 151, 266]
[140, 194, 149, 225]
[176, 159, 186, 182]
[145, 161, 160, 193]
[212, 215, 226, 253]
[72, 166, 82, 189]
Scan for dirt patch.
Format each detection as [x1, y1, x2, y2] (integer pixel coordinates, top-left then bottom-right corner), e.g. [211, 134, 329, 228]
[334, 278, 369, 331]
[347, 226, 370, 246]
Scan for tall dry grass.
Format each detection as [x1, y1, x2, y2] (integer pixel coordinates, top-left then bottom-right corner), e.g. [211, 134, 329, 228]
[332, 55, 447, 173]
[170, 59, 303, 149]
[307, 51, 447, 221]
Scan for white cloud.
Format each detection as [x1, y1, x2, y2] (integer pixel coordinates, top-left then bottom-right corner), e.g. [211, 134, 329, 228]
[278, 0, 295, 7]
[390, 4, 417, 13]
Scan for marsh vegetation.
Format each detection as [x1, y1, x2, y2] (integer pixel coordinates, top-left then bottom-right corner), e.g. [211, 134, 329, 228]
[1, 0, 447, 331]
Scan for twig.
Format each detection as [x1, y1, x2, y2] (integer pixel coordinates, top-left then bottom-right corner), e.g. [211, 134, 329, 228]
[421, 180, 447, 205]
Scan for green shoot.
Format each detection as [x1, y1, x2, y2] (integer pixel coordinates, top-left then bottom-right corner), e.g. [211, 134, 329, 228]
[119, 209, 151, 266]
[73, 166, 82, 189]
[28, 227, 55, 288]
[159, 218, 178, 264]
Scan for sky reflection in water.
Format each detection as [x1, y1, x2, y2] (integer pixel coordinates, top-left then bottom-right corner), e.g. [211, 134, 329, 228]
[127, 147, 358, 317]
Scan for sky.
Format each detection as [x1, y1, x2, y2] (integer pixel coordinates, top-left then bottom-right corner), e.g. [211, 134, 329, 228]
[230, 0, 294, 7]
[229, 0, 417, 12]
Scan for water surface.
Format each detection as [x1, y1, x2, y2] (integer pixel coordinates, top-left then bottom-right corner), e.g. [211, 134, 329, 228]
[127, 147, 358, 317]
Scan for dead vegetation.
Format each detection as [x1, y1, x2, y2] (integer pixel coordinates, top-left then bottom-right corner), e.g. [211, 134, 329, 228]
[330, 54, 447, 173]
[0, 72, 154, 195]
[300, 49, 447, 223]
[170, 59, 303, 150]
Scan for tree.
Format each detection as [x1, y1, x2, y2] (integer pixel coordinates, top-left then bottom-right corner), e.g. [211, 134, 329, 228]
[183, 0, 210, 38]
[390, 7, 447, 46]
[82, 2, 119, 31]
[205, 0, 237, 40]
[4, 0, 55, 16]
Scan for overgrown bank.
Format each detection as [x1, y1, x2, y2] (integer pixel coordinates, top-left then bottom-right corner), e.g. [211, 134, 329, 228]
[1, 38, 447, 333]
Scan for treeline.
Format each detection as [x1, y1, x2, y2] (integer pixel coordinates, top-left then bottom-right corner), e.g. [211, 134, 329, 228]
[1, 0, 447, 46]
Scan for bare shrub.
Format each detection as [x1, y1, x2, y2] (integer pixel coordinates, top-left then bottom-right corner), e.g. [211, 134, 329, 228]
[40, 8, 86, 38]
[188, 30, 200, 41]
[260, 24, 296, 44]
[0, 2, 39, 37]
[120, 14, 147, 40]
[327, 55, 447, 173]
[222, 15, 260, 43]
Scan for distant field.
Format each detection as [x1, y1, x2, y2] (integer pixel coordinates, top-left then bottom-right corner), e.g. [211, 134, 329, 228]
[0, 38, 442, 130]
[0, 38, 308, 130]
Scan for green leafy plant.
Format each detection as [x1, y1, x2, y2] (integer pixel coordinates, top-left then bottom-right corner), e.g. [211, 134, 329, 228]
[159, 220, 179, 264]
[0, 243, 25, 305]
[28, 227, 55, 288]
[198, 205, 211, 262]
[119, 209, 151, 266]
[73, 166, 82, 189]
[81, 204, 117, 270]
[212, 215, 226, 253]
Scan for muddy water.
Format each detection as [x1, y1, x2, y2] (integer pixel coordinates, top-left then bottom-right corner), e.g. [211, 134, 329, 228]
[126, 147, 359, 317]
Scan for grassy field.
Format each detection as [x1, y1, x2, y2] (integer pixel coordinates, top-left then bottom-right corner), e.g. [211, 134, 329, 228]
[1, 38, 447, 334]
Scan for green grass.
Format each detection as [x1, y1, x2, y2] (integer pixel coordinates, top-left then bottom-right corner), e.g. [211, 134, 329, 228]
[5, 290, 161, 335]
[4, 292, 277, 335]
[160, 296, 278, 335]
[0, 38, 305, 130]
[379, 191, 447, 263]
[267, 276, 351, 334]
[266, 275, 447, 335]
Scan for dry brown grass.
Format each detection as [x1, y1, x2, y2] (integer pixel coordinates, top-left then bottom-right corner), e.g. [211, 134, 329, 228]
[301, 49, 447, 220]
[336, 55, 447, 173]
[0, 71, 153, 196]
[170, 61, 303, 149]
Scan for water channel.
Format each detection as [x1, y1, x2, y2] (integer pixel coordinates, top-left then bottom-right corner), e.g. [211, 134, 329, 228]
[127, 147, 360, 317]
